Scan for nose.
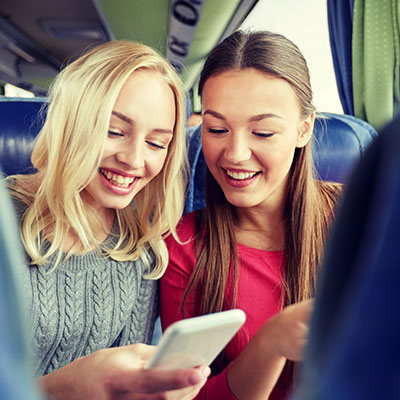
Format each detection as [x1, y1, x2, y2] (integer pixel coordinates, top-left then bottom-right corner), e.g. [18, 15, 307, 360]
[223, 133, 252, 164]
[116, 137, 145, 169]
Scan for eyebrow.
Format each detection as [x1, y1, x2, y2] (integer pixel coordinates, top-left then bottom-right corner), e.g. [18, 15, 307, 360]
[203, 109, 283, 122]
[112, 110, 173, 134]
[112, 110, 133, 125]
[249, 113, 283, 122]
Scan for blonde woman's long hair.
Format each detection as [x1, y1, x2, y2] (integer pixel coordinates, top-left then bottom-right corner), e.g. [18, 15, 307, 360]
[8, 40, 187, 278]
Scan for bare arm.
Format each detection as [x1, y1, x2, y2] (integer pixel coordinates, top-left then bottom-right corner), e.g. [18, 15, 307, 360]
[227, 299, 313, 400]
[39, 343, 210, 400]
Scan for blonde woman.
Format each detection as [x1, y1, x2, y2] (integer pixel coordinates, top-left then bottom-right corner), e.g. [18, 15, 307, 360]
[7, 41, 209, 400]
[161, 30, 342, 400]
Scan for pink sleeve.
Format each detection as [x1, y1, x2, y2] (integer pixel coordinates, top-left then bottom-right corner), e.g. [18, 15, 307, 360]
[160, 213, 239, 400]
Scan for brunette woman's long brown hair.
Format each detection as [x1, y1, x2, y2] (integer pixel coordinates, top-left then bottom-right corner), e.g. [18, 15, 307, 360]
[181, 30, 341, 317]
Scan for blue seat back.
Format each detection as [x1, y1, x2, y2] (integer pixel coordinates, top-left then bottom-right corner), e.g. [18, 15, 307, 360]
[0, 98, 46, 176]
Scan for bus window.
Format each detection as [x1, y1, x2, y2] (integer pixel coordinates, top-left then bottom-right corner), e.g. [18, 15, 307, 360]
[240, 0, 343, 114]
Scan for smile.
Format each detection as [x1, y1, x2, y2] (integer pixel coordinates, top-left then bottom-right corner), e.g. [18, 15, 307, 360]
[99, 168, 136, 188]
[226, 170, 259, 180]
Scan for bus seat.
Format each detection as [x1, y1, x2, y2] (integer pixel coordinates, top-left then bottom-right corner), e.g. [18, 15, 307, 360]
[185, 112, 377, 213]
[0, 98, 46, 176]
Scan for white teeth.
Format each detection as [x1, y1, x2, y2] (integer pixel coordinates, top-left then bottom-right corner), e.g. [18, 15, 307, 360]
[100, 168, 135, 188]
[226, 170, 257, 180]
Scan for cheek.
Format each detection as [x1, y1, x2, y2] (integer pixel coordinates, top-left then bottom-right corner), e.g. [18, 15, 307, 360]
[263, 147, 296, 177]
[202, 150, 218, 174]
[101, 140, 120, 160]
[201, 137, 220, 167]
[147, 152, 169, 177]
[254, 141, 296, 171]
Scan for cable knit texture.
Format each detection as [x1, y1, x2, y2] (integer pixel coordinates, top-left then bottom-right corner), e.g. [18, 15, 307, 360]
[12, 198, 158, 377]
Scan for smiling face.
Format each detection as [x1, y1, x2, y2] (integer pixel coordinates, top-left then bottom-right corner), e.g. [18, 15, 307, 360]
[201, 68, 314, 213]
[83, 69, 176, 213]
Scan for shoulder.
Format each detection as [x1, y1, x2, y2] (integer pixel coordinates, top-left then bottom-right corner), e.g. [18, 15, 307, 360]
[6, 174, 39, 206]
[6, 173, 40, 193]
[167, 210, 198, 244]
[4, 181, 28, 222]
[5, 173, 45, 222]
[318, 180, 343, 205]
[164, 211, 200, 267]
[315, 181, 345, 224]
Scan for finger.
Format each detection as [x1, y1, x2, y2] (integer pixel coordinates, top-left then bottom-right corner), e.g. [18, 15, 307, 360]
[125, 343, 157, 359]
[292, 338, 309, 361]
[140, 367, 210, 393]
[292, 299, 314, 321]
[113, 366, 210, 394]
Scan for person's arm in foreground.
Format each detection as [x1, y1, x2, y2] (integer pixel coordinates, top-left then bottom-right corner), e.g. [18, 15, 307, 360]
[40, 343, 210, 400]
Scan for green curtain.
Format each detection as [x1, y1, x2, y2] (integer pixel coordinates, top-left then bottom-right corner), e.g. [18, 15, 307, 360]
[353, 0, 400, 130]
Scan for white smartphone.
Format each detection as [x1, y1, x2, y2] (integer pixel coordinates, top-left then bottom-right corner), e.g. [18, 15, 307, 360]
[146, 309, 246, 370]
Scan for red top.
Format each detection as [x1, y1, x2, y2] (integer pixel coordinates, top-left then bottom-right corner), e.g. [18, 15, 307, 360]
[160, 211, 290, 399]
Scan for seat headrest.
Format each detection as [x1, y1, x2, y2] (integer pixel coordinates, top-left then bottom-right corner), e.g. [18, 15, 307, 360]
[313, 112, 378, 183]
[0, 98, 46, 176]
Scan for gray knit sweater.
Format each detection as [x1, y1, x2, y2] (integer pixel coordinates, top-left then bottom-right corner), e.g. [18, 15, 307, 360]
[13, 199, 158, 377]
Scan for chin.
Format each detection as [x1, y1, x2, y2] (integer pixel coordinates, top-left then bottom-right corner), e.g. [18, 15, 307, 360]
[96, 197, 134, 211]
[224, 196, 255, 208]
[109, 201, 133, 210]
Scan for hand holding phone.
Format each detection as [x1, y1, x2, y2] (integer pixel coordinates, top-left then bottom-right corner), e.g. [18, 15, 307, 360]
[146, 309, 246, 370]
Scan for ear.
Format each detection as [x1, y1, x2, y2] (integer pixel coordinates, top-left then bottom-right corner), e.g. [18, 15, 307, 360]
[296, 112, 315, 148]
